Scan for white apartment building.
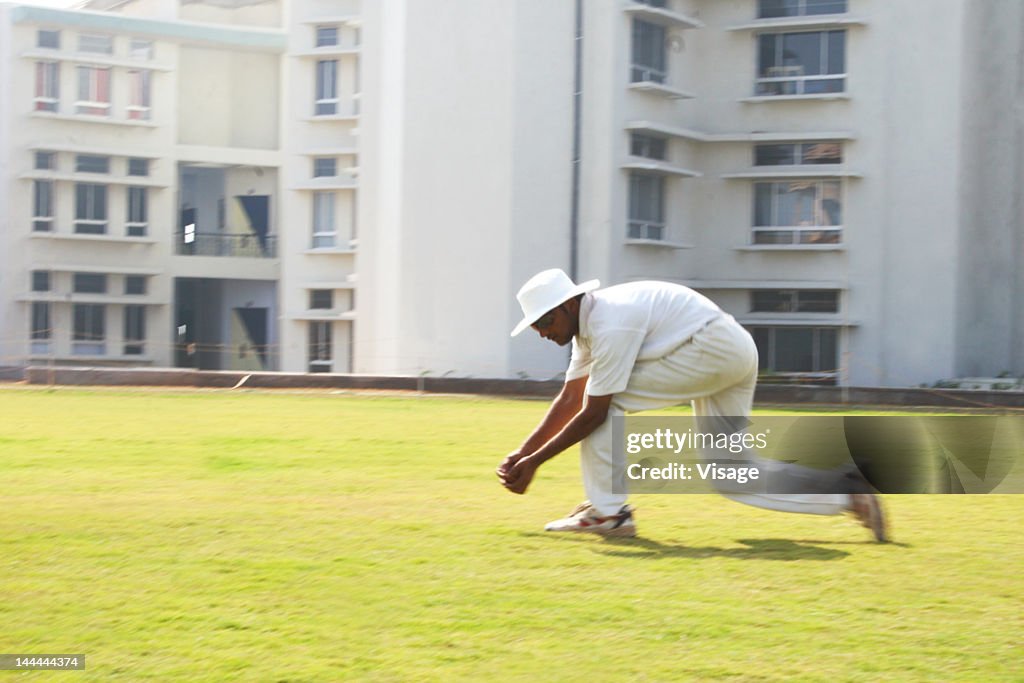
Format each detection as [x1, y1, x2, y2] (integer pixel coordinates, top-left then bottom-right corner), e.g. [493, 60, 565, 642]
[1, 0, 1021, 387]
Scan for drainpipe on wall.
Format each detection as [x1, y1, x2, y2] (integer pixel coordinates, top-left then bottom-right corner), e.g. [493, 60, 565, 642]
[569, 0, 583, 281]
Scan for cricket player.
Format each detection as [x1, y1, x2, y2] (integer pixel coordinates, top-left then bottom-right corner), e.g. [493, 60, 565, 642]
[497, 268, 888, 542]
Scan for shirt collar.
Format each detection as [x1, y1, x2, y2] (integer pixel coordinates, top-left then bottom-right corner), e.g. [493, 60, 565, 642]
[576, 292, 595, 342]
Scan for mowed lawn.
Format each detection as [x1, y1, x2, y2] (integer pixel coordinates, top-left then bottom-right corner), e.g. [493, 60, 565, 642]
[0, 387, 1021, 682]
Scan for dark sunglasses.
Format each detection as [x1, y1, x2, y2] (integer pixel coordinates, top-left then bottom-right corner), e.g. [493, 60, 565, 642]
[531, 306, 561, 331]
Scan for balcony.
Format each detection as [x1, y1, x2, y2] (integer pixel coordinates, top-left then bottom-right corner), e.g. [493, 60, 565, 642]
[175, 232, 277, 258]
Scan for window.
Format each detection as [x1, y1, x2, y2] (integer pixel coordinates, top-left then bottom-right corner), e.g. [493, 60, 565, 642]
[312, 192, 336, 247]
[758, 0, 847, 19]
[757, 31, 845, 96]
[129, 39, 152, 60]
[34, 61, 59, 112]
[127, 158, 149, 176]
[635, 0, 668, 7]
[630, 133, 668, 161]
[76, 66, 111, 116]
[78, 33, 113, 54]
[73, 273, 107, 294]
[35, 151, 56, 170]
[309, 321, 333, 372]
[310, 289, 334, 309]
[751, 290, 839, 313]
[76, 155, 110, 174]
[127, 70, 151, 120]
[755, 142, 842, 165]
[124, 305, 145, 355]
[127, 187, 148, 237]
[37, 29, 60, 49]
[33, 180, 54, 232]
[313, 157, 337, 178]
[75, 184, 108, 234]
[316, 26, 339, 47]
[751, 326, 838, 375]
[72, 303, 105, 355]
[631, 19, 667, 84]
[124, 276, 147, 295]
[31, 302, 52, 354]
[315, 60, 339, 115]
[32, 271, 51, 292]
[628, 173, 665, 240]
[753, 180, 841, 244]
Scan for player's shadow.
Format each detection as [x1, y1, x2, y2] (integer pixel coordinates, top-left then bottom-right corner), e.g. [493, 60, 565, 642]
[522, 533, 852, 560]
[599, 537, 850, 560]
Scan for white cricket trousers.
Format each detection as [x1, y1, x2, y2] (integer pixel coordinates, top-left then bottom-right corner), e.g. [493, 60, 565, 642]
[582, 316, 851, 516]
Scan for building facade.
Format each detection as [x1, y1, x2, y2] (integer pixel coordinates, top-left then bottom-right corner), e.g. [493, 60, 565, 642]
[1, 0, 1022, 387]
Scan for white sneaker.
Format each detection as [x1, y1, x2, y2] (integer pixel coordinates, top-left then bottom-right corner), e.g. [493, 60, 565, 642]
[544, 503, 636, 537]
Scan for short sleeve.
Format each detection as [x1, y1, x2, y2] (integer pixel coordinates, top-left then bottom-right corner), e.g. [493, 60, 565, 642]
[585, 328, 646, 396]
[565, 337, 592, 382]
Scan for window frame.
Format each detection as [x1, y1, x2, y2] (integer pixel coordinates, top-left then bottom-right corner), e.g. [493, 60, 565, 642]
[31, 270, 51, 293]
[316, 25, 339, 48]
[313, 157, 338, 178]
[124, 304, 146, 355]
[124, 275, 147, 296]
[757, 0, 848, 19]
[126, 186, 148, 237]
[315, 60, 339, 116]
[77, 33, 114, 55]
[754, 142, 843, 166]
[37, 29, 61, 49]
[631, 18, 668, 84]
[33, 180, 55, 232]
[750, 289, 840, 313]
[751, 179, 843, 245]
[31, 302, 52, 354]
[34, 60, 60, 112]
[73, 273, 107, 294]
[72, 303, 106, 355]
[126, 69, 152, 120]
[309, 321, 333, 372]
[630, 132, 669, 161]
[312, 191, 337, 248]
[309, 289, 334, 310]
[75, 65, 112, 116]
[756, 30, 846, 96]
[74, 183, 109, 234]
[750, 325, 839, 376]
[628, 172, 666, 241]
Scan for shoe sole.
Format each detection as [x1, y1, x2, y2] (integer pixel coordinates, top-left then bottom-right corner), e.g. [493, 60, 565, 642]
[544, 524, 637, 538]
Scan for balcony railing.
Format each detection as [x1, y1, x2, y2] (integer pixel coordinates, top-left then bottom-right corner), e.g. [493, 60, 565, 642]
[175, 232, 277, 258]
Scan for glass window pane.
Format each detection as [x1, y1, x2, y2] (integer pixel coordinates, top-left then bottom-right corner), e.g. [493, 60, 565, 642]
[316, 26, 338, 47]
[758, 0, 799, 18]
[753, 183, 774, 226]
[751, 327, 771, 370]
[782, 32, 822, 76]
[757, 34, 778, 76]
[755, 144, 797, 166]
[818, 328, 838, 371]
[774, 328, 815, 372]
[827, 31, 845, 75]
[807, 0, 847, 15]
[801, 142, 842, 164]
[752, 290, 794, 313]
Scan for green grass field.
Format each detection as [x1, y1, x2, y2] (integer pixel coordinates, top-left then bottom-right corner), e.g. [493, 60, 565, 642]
[1, 387, 1021, 682]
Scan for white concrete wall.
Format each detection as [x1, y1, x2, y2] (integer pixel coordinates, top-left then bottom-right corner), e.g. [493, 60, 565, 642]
[0, 4, 13, 366]
[177, 46, 279, 149]
[357, 0, 576, 379]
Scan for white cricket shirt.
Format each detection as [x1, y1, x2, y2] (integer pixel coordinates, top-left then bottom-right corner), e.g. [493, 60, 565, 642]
[566, 281, 723, 396]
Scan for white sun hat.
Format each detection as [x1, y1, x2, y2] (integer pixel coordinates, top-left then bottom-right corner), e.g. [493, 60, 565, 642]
[510, 268, 600, 337]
